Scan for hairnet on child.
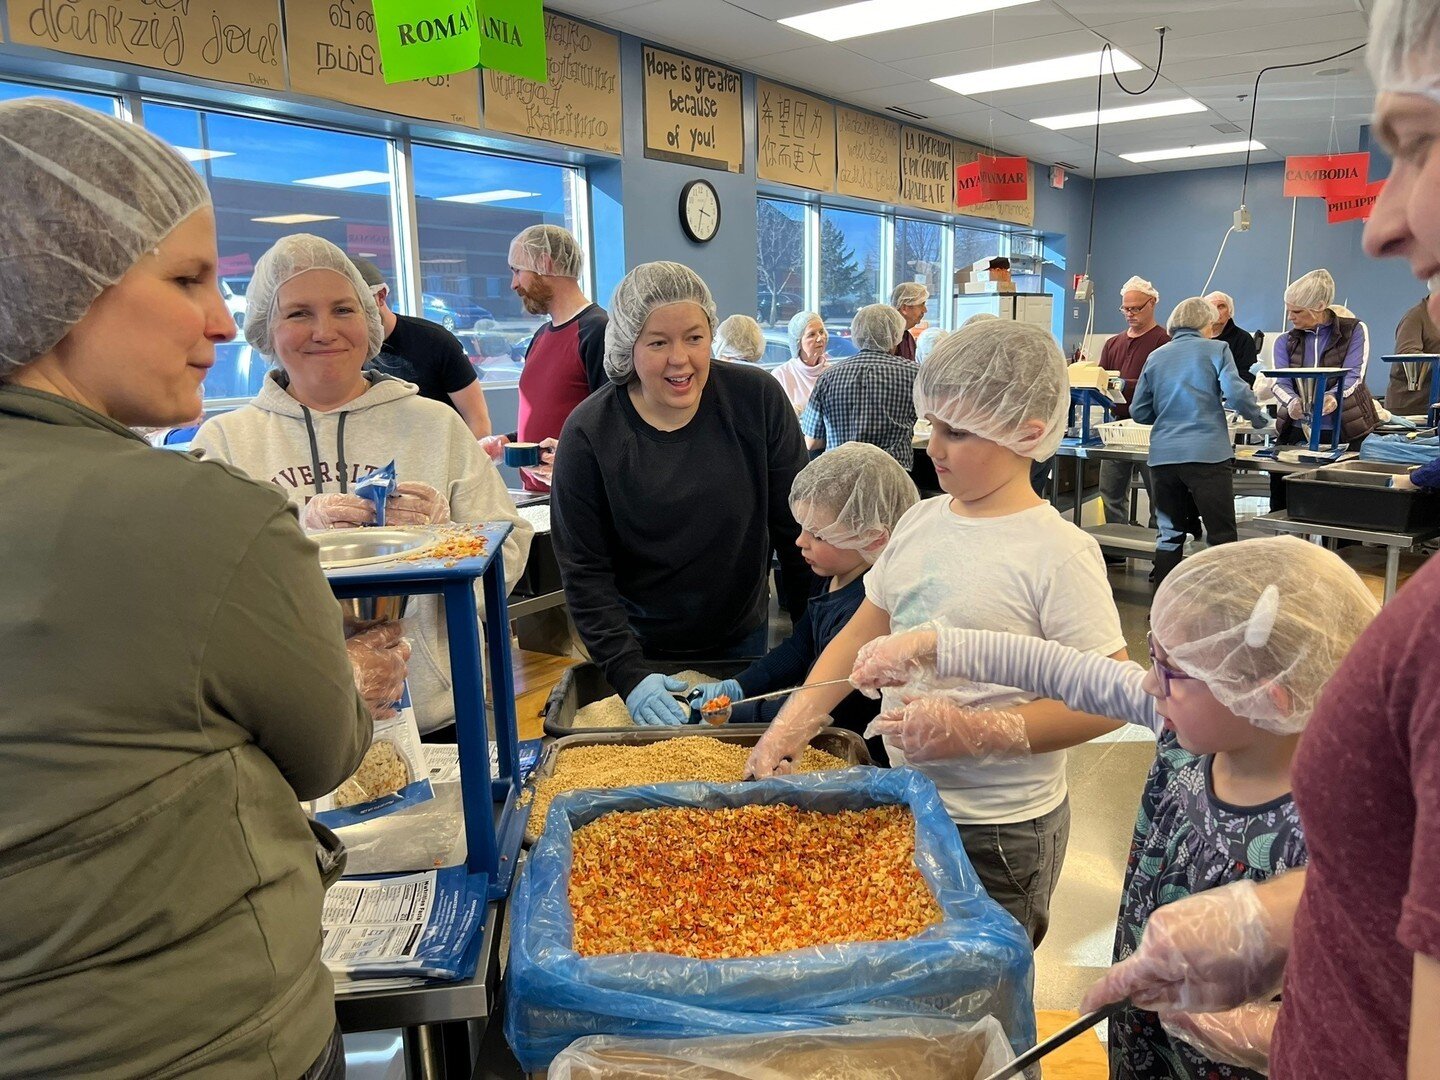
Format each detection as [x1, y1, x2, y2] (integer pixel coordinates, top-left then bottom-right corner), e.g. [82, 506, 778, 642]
[509, 224, 585, 278]
[1121, 276, 1159, 301]
[1168, 297, 1220, 333]
[245, 234, 384, 362]
[714, 314, 765, 362]
[789, 442, 919, 563]
[851, 304, 907, 353]
[1284, 269, 1336, 311]
[787, 311, 824, 357]
[1369, 0, 1440, 99]
[915, 327, 949, 364]
[1152, 536, 1379, 734]
[603, 262, 717, 384]
[914, 320, 1069, 460]
[0, 98, 211, 375]
[891, 282, 929, 308]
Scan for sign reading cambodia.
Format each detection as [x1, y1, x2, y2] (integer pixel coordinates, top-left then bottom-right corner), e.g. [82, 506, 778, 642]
[1284, 153, 1370, 198]
[6, 0, 285, 90]
[642, 45, 743, 171]
[372, 0, 478, 83]
[1327, 179, 1385, 223]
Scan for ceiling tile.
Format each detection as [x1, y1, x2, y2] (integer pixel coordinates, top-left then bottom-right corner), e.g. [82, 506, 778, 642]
[605, 1, 810, 60]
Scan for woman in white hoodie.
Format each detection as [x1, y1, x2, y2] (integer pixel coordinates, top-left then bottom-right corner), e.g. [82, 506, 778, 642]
[194, 234, 531, 734]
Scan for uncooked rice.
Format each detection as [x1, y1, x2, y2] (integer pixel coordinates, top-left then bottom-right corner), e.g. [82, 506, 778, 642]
[568, 670, 718, 730]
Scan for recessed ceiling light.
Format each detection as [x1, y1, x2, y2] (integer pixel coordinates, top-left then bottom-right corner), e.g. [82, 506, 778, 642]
[1120, 139, 1265, 163]
[436, 189, 542, 204]
[780, 0, 1039, 42]
[1031, 98, 1206, 130]
[175, 146, 234, 162]
[295, 169, 392, 189]
[933, 49, 1142, 95]
[1316, 66, 1351, 77]
[251, 213, 342, 224]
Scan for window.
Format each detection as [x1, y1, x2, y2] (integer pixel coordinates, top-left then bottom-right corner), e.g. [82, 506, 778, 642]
[756, 197, 806, 334]
[819, 208, 882, 330]
[0, 79, 118, 113]
[143, 103, 398, 403]
[954, 223, 1009, 276]
[412, 143, 584, 385]
[894, 218, 943, 322]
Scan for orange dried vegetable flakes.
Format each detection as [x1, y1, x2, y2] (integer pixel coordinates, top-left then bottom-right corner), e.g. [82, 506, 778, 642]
[568, 804, 942, 960]
[403, 525, 489, 564]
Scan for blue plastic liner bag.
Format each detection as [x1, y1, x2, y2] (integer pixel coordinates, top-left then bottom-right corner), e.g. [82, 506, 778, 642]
[504, 767, 1036, 1072]
[1360, 432, 1440, 467]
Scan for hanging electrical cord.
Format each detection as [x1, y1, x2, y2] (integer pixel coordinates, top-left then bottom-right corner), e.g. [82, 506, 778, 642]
[1201, 226, 1237, 295]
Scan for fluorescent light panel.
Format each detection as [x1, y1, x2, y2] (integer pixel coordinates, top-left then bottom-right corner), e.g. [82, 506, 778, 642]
[933, 49, 1141, 96]
[175, 146, 234, 162]
[251, 213, 341, 224]
[1031, 98, 1206, 130]
[1120, 140, 1265, 163]
[780, 0, 1038, 42]
[436, 189, 540, 204]
[295, 169, 391, 188]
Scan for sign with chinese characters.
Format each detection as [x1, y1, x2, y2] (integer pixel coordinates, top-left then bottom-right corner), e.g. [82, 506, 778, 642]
[642, 45, 743, 172]
[835, 106, 899, 202]
[756, 80, 835, 192]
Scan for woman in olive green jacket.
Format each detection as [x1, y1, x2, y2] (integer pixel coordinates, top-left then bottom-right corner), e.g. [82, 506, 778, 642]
[0, 100, 372, 1078]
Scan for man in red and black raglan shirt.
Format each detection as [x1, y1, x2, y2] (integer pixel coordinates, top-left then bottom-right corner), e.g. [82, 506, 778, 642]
[481, 225, 607, 492]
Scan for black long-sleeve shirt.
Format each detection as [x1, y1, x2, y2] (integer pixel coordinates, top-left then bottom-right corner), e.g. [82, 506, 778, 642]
[550, 361, 813, 699]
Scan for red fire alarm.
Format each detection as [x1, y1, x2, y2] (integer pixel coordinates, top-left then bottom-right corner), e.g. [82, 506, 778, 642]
[1050, 166, 1066, 189]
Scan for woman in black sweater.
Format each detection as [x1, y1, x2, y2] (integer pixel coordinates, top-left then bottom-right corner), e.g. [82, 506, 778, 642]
[550, 262, 813, 725]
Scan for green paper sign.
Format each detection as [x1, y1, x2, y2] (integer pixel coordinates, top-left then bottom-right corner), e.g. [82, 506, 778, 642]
[373, 0, 481, 85]
[478, 0, 547, 83]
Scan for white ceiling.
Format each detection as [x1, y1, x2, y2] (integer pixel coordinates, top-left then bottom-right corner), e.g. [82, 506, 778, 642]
[552, 0, 1377, 177]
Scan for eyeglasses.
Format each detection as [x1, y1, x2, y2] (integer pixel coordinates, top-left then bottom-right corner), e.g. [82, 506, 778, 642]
[1120, 299, 1155, 315]
[1148, 632, 1195, 697]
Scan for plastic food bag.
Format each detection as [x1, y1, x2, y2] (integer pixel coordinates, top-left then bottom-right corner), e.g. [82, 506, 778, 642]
[354, 460, 397, 527]
[1359, 432, 1440, 467]
[312, 682, 434, 829]
[505, 767, 1035, 1072]
[547, 1016, 1014, 1079]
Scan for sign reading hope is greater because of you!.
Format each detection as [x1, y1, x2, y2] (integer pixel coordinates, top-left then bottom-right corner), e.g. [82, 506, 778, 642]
[484, 13, 621, 155]
[7, 0, 285, 90]
[836, 107, 900, 202]
[642, 45, 743, 172]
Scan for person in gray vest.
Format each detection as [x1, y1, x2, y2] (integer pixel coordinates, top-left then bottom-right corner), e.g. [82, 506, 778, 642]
[1271, 269, 1376, 441]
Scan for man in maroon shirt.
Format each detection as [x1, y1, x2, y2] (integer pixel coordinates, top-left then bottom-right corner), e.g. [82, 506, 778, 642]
[481, 225, 607, 492]
[889, 281, 928, 361]
[1098, 275, 1169, 534]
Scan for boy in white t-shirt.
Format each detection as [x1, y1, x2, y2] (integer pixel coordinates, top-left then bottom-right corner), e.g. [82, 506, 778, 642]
[747, 320, 1127, 946]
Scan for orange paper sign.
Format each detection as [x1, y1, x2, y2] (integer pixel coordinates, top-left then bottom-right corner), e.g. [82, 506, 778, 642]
[1327, 179, 1385, 223]
[978, 155, 1028, 202]
[1284, 153, 1369, 198]
[955, 161, 986, 207]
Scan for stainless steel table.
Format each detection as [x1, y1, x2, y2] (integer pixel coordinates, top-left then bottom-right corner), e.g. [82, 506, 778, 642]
[1050, 443, 1148, 525]
[1249, 510, 1440, 602]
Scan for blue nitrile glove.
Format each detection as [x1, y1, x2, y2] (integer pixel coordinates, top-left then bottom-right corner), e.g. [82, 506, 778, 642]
[689, 679, 744, 710]
[625, 673, 689, 726]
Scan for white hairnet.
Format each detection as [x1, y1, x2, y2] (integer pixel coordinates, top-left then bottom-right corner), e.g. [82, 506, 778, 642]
[915, 327, 949, 364]
[891, 281, 930, 308]
[1284, 269, 1336, 311]
[851, 304, 907, 352]
[603, 261, 717, 384]
[714, 314, 765, 362]
[787, 310, 824, 356]
[245, 234, 384, 362]
[790, 442, 919, 563]
[509, 224, 584, 278]
[961, 312, 1001, 329]
[1205, 291, 1234, 321]
[1153, 536, 1378, 733]
[1168, 297, 1219, 333]
[1121, 275, 1159, 301]
[915, 320, 1069, 460]
[1369, 0, 1440, 98]
[0, 98, 211, 375]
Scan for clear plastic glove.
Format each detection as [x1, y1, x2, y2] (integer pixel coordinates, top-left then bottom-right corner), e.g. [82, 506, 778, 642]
[480, 434, 509, 462]
[301, 492, 375, 531]
[385, 481, 450, 525]
[625, 673, 689, 727]
[1161, 1002, 1277, 1074]
[863, 695, 1030, 765]
[346, 622, 411, 720]
[690, 678, 744, 709]
[1285, 398, 1305, 420]
[744, 693, 831, 778]
[1082, 880, 1288, 1015]
[1321, 394, 1338, 416]
[850, 628, 938, 694]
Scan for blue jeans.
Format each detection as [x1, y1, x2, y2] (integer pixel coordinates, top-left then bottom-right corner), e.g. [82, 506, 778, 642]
[299, 1025, 345, 1080]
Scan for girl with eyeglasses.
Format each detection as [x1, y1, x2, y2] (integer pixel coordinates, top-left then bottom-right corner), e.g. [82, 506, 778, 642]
[850, 536, 1377, 1080]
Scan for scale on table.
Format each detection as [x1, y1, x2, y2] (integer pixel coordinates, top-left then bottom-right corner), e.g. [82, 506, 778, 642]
[1062, 387, 1119, 447]
[1381, 354, 1440, 425]
[1252, 367, 1351, 463]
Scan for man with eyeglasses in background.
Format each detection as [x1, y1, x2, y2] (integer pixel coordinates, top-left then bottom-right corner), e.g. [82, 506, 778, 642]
[1097, 276, 1170, 551]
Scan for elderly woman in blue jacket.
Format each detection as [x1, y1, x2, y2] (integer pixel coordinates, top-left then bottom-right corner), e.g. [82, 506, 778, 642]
[1131, 296, 1271, 585]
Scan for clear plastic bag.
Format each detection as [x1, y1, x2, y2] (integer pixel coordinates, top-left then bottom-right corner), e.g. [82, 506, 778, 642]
[505, 767, 1035, 1073]
[547, 1016, 1014, 1079]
